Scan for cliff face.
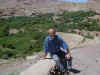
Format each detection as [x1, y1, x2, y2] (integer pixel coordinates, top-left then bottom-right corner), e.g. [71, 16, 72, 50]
[0, 0, 100, 16]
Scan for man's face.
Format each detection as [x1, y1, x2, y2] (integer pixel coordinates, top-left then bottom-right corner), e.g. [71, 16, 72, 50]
[49, 31, 56, 39]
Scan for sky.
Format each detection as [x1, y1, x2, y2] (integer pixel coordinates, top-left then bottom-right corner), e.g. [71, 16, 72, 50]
[58, 0, 88, 3]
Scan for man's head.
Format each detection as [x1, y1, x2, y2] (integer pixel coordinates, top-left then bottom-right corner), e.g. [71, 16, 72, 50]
[48, 28, 56, 39]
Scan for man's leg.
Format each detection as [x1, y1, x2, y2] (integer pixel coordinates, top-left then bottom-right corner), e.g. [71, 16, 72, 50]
[65, 56, 72, 69]
[52, 54, 65, 73]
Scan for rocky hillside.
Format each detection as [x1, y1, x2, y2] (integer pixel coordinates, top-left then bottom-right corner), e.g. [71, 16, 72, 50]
[0, 0, 100, 16]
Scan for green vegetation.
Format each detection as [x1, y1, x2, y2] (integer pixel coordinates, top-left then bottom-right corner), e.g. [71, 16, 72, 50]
[0, 11, 100, 59]
[55, 10, 100, 32]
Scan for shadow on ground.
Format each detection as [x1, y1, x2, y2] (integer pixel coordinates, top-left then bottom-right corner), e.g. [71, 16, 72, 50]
[71, 68, 81, 74]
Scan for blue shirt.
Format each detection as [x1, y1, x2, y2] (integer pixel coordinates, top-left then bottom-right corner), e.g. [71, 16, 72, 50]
[44, 35, 68, 54]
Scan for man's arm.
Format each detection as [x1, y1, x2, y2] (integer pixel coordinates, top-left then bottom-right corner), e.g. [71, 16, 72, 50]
[59, 36, 71, 59]
[43, 37, 49, 58]
[65, 48, 70, 54]
[58, 35, 70, 54]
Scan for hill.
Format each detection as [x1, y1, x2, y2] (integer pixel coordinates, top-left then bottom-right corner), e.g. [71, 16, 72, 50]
[0, 0, 100, 16]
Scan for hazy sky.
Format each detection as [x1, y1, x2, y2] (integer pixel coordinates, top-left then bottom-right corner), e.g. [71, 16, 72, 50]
[58, 0, 88, 3]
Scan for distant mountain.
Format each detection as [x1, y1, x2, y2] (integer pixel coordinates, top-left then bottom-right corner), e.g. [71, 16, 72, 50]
[0, 0, 56, 4]
[0, 0, 100, 16]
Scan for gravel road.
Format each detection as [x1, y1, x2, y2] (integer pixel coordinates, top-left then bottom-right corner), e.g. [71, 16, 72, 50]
[0, 44, 100, 75]
[71, 44, 100, 75]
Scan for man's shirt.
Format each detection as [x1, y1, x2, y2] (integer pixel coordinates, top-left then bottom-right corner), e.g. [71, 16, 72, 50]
[44, 35, 68, 54]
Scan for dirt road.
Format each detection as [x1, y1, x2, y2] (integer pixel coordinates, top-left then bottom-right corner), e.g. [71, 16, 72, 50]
[71, 44, 100, 75]
[20, 43, 100, 75]
[0, 43, 100, 75]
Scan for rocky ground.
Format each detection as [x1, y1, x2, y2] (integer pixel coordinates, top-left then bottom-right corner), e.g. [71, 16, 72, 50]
[0, 52, 42, 75]
[0, 33, 100, 75]
[71, 43, 100, 75]
[19, 43, 100, 75]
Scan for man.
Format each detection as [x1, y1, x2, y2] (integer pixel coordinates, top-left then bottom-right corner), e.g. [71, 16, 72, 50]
[43, 28, 72, 74]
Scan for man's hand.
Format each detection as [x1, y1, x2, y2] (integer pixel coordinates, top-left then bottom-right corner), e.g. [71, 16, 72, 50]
[65, 48, 71, 60]
[65, 54, 71, 60]
[64, 50, 69, 54]
[64, 48, 70, 54]
[40, 52, 48, 60]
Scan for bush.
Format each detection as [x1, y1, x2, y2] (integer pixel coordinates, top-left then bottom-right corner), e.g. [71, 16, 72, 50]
[55, 10, 100, 32]
[0, 11, 100, 59]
